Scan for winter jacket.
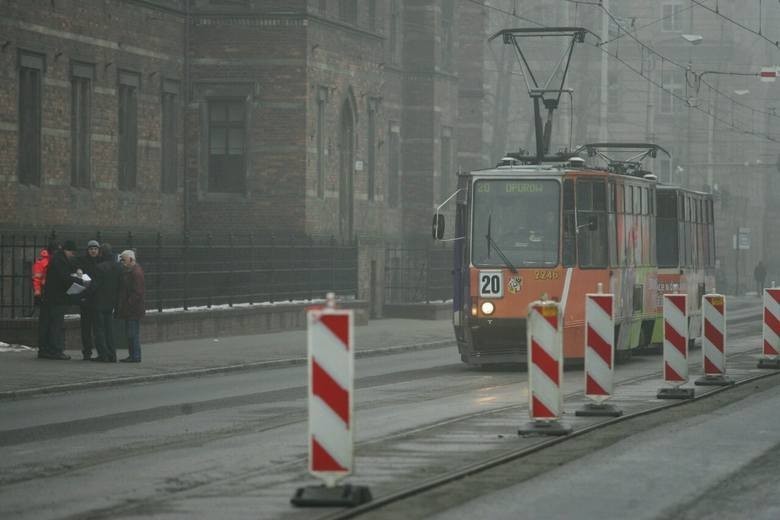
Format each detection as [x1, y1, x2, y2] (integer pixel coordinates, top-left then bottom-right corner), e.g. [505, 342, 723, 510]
[92, 258, 122, 312]
[31, 249, 50, 297]
[117, 263, 146, 320]
[42, 250, 79, 306]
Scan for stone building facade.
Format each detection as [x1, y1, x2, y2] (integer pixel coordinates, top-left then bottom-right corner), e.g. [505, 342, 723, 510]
[2, 0, 499, 313]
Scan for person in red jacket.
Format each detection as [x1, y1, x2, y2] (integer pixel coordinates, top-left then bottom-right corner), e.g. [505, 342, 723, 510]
[31, 248, 50, 307]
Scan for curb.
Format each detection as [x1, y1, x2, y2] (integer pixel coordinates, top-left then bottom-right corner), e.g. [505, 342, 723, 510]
[0, 339, 456, 401]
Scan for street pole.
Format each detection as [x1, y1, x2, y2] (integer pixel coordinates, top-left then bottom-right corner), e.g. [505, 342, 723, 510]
[599, 0, 609, 142]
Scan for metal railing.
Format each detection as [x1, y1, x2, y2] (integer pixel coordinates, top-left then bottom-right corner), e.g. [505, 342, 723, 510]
[0, 231, 358, 319]
[384, 242, 453, 304]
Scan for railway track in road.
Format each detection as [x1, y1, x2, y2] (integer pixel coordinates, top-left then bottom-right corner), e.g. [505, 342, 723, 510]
[323, 334, 777, 519]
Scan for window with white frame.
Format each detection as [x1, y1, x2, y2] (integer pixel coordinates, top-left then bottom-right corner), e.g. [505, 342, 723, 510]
[661, 3, 684, 32]
[659, 69, 683, 114]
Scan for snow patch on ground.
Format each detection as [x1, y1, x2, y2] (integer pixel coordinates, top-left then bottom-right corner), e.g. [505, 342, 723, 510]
[0, 341, 35, 353]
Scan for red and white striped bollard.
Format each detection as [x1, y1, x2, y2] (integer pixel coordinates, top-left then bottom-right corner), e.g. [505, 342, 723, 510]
[576, 286, 622, 417]
[519, 300, 571, 436]
[292, 295, 371, 507]
[695, 293, 733, 385]
[658, 293, 694, 399]
[758, 287, 780, 369]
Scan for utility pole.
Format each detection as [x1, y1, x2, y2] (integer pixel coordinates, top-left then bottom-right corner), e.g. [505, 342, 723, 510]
[599, 0, 609, 142]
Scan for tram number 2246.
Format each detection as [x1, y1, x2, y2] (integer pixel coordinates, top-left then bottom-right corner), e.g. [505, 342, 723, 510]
[479, 271, 504, 298]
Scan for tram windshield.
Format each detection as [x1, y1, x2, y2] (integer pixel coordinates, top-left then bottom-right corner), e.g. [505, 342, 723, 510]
[472, 179, 560, 267]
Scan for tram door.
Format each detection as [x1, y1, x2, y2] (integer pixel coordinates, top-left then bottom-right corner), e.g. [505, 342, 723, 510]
[339, 100, 355, 242]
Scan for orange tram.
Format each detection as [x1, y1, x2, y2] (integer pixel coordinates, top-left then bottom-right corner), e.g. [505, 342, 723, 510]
[435, 145, 715, 366]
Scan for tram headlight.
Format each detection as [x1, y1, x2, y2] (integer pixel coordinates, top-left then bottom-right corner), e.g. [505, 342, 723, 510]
[480, 301, 495, 315]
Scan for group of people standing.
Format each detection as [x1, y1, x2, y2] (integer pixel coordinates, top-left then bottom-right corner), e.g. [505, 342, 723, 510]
[34, 239, 145, 363]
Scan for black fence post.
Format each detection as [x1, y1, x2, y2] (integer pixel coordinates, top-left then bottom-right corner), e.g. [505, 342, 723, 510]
[425, 245, 431, 305]
[248, 232, 255, 305]
[206, 232, 213, 309]
[269, 235, 275, 304]
[330, 235, 337, 295]
[228, 232, 234, 308]
[156, 232, 163, 312]
[10, 234, 16, 319]
[0, 235, 5, 319]
[183, 232, 190, 311]
[127, 231, 134, 251]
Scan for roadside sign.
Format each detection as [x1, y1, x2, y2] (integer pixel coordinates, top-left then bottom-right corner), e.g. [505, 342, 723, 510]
[760, 66, 777, 82]
[738, 227, 751, 250]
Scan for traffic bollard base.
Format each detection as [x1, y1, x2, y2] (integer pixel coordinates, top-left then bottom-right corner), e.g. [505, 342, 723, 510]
[694, 374, 734, 386]
[575, 402, 623, 417]
[657, 386, 695, 400]
[518, 420, 572, 437]
[757, 358, 780, 370]
[291, 484, 372, 508]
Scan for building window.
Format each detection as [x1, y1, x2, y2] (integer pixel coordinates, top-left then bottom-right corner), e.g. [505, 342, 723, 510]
[208, 99, 246, 193]
[339, 0, 357, 24]
[390, 0, 400, 64]
[440, 1, 454, 70]
[71, 62, 93, 189]
[161, 79, 179, 194]
[661, 3, 684, 32]
[17, 51, 44, 186]
[659, 69, 682, 114]
[388, 123, 400, 208]
[367, 98, 378, 201]
[440, 127, 452, 197]
[118, 70, 139, 191]
[317, 87, 327, 198]
[368, 0, 376, 31]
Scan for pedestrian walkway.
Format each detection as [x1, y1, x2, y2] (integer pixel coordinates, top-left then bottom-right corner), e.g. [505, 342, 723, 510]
[0, 318, 456, 398]
[0, 294, 764, 399]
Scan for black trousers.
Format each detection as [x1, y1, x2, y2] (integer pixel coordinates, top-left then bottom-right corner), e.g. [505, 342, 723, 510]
[47, 305, 67, 354]
[37, 304, 52, 353]
[80, 305, 96, 355]
[93, 310, 116, 361]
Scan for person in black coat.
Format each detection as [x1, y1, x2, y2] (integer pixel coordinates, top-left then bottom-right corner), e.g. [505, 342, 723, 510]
[90, 243, 122, 362]
[39, 240, 79, 360]
[77, 239, 101, 360]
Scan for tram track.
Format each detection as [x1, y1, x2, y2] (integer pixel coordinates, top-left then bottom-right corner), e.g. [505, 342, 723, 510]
[322, 346, 778, 519]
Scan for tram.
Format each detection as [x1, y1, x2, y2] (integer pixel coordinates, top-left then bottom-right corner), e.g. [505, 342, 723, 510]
[433, 144, 715, 366]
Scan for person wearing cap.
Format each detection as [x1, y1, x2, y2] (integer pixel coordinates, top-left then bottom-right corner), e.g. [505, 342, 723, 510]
[117, 250, 145, 362]
[76, 239, 101, 360]
[39, 240, 79, 360]
[90, 243, 122, 362]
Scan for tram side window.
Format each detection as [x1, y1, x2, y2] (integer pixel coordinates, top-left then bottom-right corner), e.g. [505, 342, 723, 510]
[563, 179, 576, 267]
[707, 199, 716, 266]
[656, 190, 678, 267]
[608, 181, 617, 267]
[576, 179, 608, 268]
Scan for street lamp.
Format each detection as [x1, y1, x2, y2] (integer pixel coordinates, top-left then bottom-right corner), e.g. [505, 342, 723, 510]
[681, 34, 703, 45]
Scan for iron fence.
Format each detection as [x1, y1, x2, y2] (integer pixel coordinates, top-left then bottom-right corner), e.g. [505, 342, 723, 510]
[384, 241, 453, 304]
[0, 231, 358, 319]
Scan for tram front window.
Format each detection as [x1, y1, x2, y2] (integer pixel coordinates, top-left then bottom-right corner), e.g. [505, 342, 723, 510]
[472, 179, 560, 267]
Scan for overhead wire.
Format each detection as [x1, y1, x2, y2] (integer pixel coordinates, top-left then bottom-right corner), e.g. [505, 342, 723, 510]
[472, 0, 779, 143]
[563, 0, 780, 129]
[687, 0, 780, 49]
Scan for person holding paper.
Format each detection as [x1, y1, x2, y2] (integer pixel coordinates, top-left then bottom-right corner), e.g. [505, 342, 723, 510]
[39, 240, 79, 360]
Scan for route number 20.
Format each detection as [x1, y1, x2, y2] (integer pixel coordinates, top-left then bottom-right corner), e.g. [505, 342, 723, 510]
[479, 271, 504, 298]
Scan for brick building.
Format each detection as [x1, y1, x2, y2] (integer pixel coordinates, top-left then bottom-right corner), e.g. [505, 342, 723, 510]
[2, 0, 499, 312]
